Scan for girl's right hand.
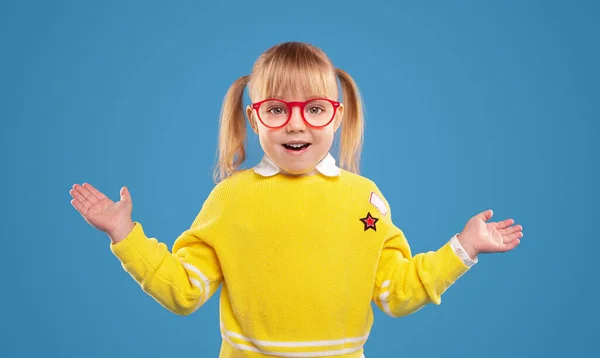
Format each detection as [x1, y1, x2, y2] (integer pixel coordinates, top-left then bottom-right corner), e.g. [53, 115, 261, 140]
[70, 183, 135, 244]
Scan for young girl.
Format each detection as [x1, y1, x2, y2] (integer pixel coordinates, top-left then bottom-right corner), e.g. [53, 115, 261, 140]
[70, 42, 523, 358]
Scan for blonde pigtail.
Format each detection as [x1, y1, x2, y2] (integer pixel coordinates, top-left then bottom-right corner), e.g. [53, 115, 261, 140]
[213, 75, 250, 183]
[335, 68, 364, 174]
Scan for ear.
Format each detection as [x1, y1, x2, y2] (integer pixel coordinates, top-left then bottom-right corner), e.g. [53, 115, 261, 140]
[246, 105, 258, 134]
[333, 103, 344, 132]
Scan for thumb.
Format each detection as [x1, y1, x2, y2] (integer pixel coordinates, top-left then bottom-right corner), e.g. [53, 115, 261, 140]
[475, 209, 493, 222]
[120, 186, 132, 203]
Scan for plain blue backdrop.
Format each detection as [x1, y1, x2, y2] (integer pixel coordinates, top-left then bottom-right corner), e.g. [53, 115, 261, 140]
[2, 0, 598, 357]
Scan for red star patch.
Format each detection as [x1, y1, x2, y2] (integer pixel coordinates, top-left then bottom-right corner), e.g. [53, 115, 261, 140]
[359, 212, 379, 231]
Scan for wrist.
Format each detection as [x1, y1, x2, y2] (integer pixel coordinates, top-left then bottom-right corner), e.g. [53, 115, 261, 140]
[457, 233, 478, 260]
[108, 221, 135, 244]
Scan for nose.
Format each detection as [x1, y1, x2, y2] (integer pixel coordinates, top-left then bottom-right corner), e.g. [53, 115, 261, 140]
[286, 106, 306, 132]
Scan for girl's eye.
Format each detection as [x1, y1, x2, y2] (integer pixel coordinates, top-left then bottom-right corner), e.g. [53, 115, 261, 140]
[267, 106, 286, 115]
[307, 106, 324, 115]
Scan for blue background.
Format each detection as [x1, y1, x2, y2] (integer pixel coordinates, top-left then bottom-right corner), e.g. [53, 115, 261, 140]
[2, 0, 598, 357]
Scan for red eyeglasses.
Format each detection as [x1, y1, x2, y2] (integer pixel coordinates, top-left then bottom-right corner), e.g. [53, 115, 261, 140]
[251, 98, 341, 129]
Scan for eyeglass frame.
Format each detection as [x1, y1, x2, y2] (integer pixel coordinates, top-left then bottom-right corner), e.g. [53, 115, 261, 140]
[250, 98, 341, 129]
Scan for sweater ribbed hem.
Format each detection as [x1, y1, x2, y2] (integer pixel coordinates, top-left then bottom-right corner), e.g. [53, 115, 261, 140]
[219, 337, 366, 358]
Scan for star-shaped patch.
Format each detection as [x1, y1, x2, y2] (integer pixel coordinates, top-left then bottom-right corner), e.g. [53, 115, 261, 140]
[359, 212, 379, 231]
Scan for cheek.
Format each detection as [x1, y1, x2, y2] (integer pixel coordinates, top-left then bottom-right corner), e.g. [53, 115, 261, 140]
[314, 128, 335, 145]
[258, 129, 281, 148]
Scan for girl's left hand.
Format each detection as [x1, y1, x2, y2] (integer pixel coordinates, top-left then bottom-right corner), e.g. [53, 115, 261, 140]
[457, 209, 523, 259]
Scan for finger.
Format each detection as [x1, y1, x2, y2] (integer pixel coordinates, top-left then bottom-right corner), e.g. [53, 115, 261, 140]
[494, 219, 514, 230]
[72, 184, 92, 205]
[77, 183, 97, 204]
[503, 231, 523, 243]
[70, 188, 91, 210]
[499, 225, 522, 236]
[487, 238, 520, 253]
[496, 239, 521, 252]
[476, 209, 493, 222]
[503, 238, 520, 251]
[71, 198, 88, 214]
[120, 186, 131, 203]
[83, 183, 106, 201]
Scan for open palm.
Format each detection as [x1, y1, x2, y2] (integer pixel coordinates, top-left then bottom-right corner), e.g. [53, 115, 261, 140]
[70, 183, 133, 235]
[460, 209, 523, 255]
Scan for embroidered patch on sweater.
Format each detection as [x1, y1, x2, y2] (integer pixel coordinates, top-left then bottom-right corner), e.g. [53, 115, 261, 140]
[369, 192, 388, 216]
[359, 212, 379, 231]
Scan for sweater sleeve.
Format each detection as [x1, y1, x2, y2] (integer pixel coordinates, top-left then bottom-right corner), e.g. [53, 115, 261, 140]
[372, 231, 471, 318]
[369, 185, 471, 318]
[109, 189, 225, 316]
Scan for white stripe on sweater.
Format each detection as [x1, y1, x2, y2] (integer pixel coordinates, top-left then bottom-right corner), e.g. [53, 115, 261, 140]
[220, 322, 368, 356]
[180, 260, 211, 307]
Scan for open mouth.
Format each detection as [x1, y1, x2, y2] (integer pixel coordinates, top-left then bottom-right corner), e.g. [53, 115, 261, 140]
[282, 143, 311, 151]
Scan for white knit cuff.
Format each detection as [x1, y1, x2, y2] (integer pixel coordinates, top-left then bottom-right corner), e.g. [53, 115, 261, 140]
[449, 234, 478, 267]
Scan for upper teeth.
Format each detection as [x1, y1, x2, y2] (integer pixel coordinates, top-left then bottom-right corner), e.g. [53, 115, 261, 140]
[288, 143, 306, 148]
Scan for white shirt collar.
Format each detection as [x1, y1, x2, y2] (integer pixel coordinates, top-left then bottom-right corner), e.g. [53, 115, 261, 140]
[253, 152, 340, 177]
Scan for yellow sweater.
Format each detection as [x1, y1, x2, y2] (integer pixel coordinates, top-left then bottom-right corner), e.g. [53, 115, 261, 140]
[110, 169, 471, 357]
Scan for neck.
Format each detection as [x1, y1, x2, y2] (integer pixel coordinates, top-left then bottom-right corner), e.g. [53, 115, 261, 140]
[280, 168, 317, 177]
[267, 153, 330, 177]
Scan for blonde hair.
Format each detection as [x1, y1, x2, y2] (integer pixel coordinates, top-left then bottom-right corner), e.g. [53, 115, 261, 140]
[214, 42, 364, 183]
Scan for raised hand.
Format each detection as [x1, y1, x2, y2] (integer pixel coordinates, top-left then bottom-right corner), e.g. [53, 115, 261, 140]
[457, 209, 523, 259]
[70, 183, 135, 243]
